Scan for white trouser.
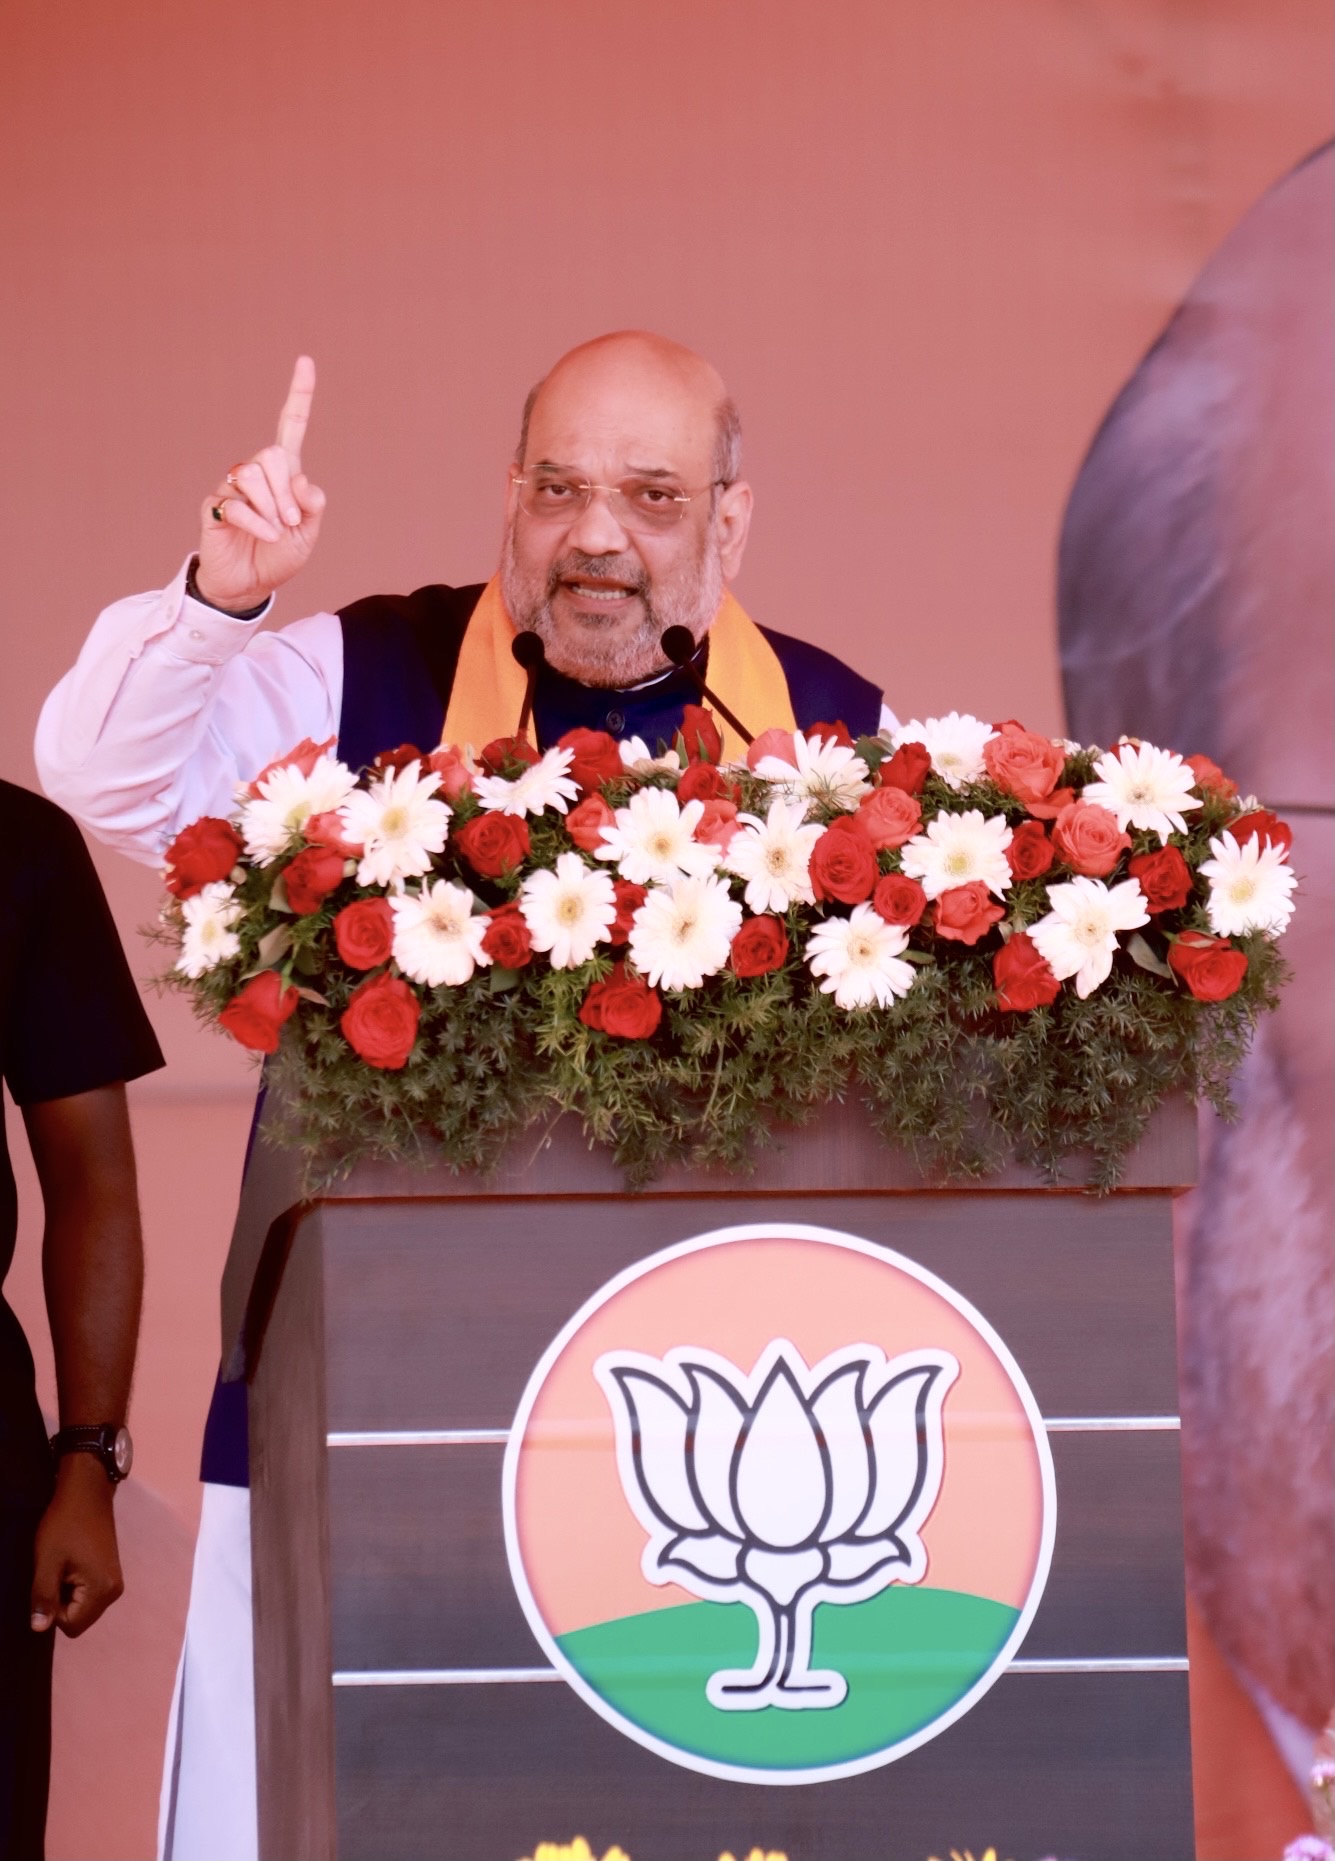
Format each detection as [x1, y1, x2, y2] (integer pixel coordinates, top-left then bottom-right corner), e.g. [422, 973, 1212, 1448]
[157, 1483, 258, 1861]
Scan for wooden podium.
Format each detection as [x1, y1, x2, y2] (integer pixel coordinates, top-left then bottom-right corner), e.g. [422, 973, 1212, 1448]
[222, 1100, 1198, 1861]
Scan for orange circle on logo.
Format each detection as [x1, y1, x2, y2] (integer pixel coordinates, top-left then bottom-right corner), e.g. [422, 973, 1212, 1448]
[504, 1223, 1055, 1782]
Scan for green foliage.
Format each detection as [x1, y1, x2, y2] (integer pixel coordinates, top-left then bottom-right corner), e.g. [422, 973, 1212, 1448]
[159, 903, 1286, 1194]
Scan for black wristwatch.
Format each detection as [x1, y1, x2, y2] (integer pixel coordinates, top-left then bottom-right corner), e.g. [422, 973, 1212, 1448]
[50, 1424, 133, 1484]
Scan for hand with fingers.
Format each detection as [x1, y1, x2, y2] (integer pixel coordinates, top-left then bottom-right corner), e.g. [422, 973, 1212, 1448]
[196, 354, 327, 614]
[29, 1456, 124, 1639]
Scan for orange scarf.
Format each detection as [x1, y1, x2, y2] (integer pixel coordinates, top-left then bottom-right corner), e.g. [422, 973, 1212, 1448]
[439, 577, 798, 764]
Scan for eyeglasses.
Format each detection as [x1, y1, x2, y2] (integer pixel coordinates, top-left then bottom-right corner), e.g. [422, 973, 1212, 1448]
[513, 472, 728, 533]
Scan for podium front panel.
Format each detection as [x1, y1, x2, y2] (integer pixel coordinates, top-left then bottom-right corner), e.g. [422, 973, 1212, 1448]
[248, 1156, 1194, 1861]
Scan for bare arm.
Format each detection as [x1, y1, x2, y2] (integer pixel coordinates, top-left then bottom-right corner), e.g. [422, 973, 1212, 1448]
[23, 1085, 144, 1637]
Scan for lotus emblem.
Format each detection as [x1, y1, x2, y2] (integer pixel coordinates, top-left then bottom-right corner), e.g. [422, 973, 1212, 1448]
[594, 1338, 958, 1711]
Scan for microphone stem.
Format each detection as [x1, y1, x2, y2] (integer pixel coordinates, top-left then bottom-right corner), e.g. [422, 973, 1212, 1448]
[517, 672, 538, 744]
[676, 664, 754, 747]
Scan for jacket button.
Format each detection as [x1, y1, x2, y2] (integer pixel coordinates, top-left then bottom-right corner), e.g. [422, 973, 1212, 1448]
[606, 709, 624, 733]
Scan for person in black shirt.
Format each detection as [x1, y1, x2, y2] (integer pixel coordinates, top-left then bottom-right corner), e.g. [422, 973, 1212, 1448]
[0, 780, 163, 1859]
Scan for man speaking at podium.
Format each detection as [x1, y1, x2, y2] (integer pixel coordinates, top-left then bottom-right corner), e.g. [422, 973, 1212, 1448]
[37, 330, 891, 1860]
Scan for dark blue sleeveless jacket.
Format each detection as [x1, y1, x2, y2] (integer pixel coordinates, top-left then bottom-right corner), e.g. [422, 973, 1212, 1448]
[335, 583, 882, 773]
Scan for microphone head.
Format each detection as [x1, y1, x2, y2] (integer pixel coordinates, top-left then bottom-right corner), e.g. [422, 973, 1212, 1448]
[659, 626, 697, 667]
[510, 631, 546, 671]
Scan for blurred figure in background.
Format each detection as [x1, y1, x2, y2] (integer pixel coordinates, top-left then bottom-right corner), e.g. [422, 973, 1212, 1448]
[1059, 144, 1334, 1797]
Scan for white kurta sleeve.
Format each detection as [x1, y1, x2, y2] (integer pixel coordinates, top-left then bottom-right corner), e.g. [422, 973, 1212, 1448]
[35, 557, 344, 867]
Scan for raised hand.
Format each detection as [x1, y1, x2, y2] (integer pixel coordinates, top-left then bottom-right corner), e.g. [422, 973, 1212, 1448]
[194, 355, 327, 612]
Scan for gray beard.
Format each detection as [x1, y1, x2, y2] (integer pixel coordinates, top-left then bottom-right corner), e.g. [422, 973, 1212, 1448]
[500, 527, 724, 688]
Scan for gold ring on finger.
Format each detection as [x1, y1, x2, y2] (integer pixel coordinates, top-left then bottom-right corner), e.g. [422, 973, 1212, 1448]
[211, 501, 228, 524]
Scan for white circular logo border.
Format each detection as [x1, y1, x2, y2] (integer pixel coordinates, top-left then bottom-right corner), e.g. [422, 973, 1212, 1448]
[501, 1221, 1058, 1787]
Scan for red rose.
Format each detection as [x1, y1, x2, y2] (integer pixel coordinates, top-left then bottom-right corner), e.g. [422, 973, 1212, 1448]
[729, 915, 789, 977]
[676, 761, 735, 805]
[1169, 929, 1248, 1002]
[566, 795, 617, 854]
[557, 727, 624, 795]
[243, 736, 335, 798]
[680, 704, 723, 765]
[1128, 845, 1193, 914]
[578, 962, 662, 1038]
[872, 873, 928, 927]
[747, 727, 796, 772]
[1052, 800, 1131, 876]
[333, 897, 394, 970]
[340, 972, 420, 1069]
[879, 741, 931, 794]
[424, 745, 477, 801]
[164, 817, 243, 899]
[1026, 785, 1078, 821]
[1229, 809, 1294, 855]
[856, 785, 921, 850]
[694, 798, 741, 853]
[1006, 819, 1055, 880]
[219, 971, 299, 1053]
[480, 903, 533, 968]
[983, 724, 1066, 809]
[1186, 753, 1238, 800]
[807, 719, 853, 749]
[933, 881, 1006, 945]
[372, 743, 426, 774]
[282, 845, 348, 915]
[305, 810, 364, 857]
[809, 817, 878, 904]
[479, 735, 540, 775]
[993, 931, 1061, 1011]
[608, 879, 647, 946]
[453, 812, 531, 879]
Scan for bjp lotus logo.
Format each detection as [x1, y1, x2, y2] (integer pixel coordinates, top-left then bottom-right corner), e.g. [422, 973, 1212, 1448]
[504, 1224, 1054, 1784]
[595, 1341, 957, 1711]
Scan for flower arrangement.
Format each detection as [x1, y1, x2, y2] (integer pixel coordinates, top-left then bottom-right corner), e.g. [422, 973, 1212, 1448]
[156, 705, 1295, 1189]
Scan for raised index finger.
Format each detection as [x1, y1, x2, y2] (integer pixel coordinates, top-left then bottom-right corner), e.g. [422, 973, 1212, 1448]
[277, 355, 316, 463]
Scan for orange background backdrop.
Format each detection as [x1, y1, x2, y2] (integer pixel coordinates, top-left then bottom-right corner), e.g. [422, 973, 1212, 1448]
[0, 3, 1329, 1855]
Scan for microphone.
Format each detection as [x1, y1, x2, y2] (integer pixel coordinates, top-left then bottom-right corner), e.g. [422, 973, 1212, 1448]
[659, 626, 755, 748]
[510, 632, 546, 742]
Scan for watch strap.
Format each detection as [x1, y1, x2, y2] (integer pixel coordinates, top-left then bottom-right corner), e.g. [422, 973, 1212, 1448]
[50, 1424, 131, 1482]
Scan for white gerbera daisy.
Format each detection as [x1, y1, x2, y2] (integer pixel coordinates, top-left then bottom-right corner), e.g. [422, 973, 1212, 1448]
[519, 852, 617, 968]
[754, 730, 872, 809]
[176, 882, 243, 978]
[805, 904, 915, 1010]
[899, 809, 1013, 899]
[390, 880, 491, 987]
[1028, 876, 1149, 999]
[340, 763, 451, 888]
[474, 746, 580, 818]
[595, 786, 720, 885]
[723, 797, 825, 913]
[1199, 831, 1297, 937]
[892, 712, 994, 790]
[1081, 742, 1202, 843]
[626, 874, 742, 991]
[240, 754, 357, 864]
[619, 737, 683, 776]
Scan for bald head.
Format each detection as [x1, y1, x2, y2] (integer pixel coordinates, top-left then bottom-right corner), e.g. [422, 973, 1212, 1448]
[516, 331, 741, 485]
[500, 329, 753, 686]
